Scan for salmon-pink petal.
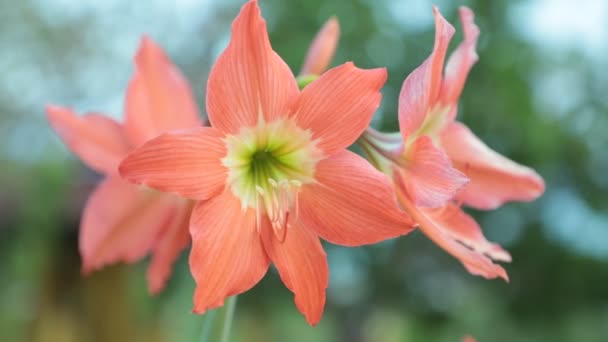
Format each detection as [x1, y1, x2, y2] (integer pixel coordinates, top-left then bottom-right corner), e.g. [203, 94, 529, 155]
[401, 136, 469, 208]
[124, 36, 201, 147]
[46, 105, 130, 175]
[440, 7, 480, 116]
[428, 204, 511, 262]
[293, 62, 387, 156]
[190, 191, 270, 313]
[119, 127, 227, 201]
[260, 217, 328, 326]
[80, 176, 175, 274]
[300, 17, 340, 76]
[147, 200, 193, 294]
[396, 187, 508, 281]
[441, 122, 545, 210]
[206, 0, 298, 134]
[299, 150, 413, 246]
[398, 6, 455, 140]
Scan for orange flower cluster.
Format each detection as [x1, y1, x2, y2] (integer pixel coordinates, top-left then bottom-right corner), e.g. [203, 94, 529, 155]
[47, 0, 544, 325]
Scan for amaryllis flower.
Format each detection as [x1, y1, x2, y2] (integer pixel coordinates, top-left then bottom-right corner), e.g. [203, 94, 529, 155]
[361, 7, 543, 280]
[396, 6, 544, 210]
[300, 16, 340, 76]
[119, 0, 412, 325]
[46, 37, 201, 294]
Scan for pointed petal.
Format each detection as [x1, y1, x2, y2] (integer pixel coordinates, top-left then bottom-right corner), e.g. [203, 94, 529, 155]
[299, 150, 413, 246]
[261, 217, 328, 326]
[119, 127, 227, 201]
[147, 200, 193, 295]
[46, 105, 130, 175]
[293, 62, 387, 156]
[396, 188, 508, 281]
[124, 36, 202, 147]
[190, 191, 270, 313]
[440, 7, 480, 116]
[401, 136, 469, 208]
[428, 204, 511, 262]
[398, 6, 455, 140]
[124, 37, 201, 147]
[206, 0, 298, 134]
[300, 17, 340, 76]
[441, 122, 545, 210]
[80, 176, 175, 273]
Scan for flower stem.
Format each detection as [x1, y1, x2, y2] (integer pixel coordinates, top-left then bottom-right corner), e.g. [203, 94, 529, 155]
[199, 296, 238, 342]
[199, 309, 218, 342]
[296, 74, 319, 90]
[220, 296, 238, 342]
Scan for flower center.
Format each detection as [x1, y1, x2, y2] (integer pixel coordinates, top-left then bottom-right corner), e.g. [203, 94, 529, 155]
[405, 105, 450, 149]
[222, 118, 323, 241]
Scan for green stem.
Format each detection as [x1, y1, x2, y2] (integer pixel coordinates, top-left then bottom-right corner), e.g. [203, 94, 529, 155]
[296, 74, 319, 90]
[199, 296, 238, 342]
[199, 309, 218, 342]
[220, 296, 238, 342]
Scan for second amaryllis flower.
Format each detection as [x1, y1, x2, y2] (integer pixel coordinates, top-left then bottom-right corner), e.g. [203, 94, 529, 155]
[361, 6, 544, 280]
[46, 37, 201, 294]
[119, 0, 413, 325]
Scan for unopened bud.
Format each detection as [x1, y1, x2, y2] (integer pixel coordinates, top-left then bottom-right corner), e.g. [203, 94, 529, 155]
[300, 17, 340, 76]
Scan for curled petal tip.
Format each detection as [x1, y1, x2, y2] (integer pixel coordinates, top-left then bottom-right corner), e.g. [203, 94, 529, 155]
[458, 6, 479, 37]
[45, 104, 74, 122]
[139, 34, 153, 46]
[531, 171, 546, 196]
[459, 7, 480, 41]
[45, 103, 66, 115]
[459, 6, 474, 17]
[191, 307, 206, 315]
[135, 35, 162, 62]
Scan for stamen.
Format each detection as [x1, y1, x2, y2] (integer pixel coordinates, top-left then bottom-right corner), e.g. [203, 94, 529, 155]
[255, 185, 265, 195]
[255, 192, 262, 234]
[255, 177, 303, 243]
[454, 162, 471, 209]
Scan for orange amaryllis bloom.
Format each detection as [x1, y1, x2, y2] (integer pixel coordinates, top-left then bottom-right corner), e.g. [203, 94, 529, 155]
[382, 6, 544, 210]
[46, 37, 201, 294]
[119, 0, 413, 325]
[300, 16, 340, 76]
[360, 7, 543, 280]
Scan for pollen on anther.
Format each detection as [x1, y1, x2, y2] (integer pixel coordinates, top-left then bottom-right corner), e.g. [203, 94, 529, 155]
[255, 185, 265, 195]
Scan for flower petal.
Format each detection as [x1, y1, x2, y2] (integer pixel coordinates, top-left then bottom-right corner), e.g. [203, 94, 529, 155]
[398, 6, 455, 140]
[293, 62, 387, 156]
[124, 36, 202, 147]
[190, 191, 270, 313]
[396, 187, 508, 281]
[300, 17, 340, 76]
[440, 7, 480, 116]
[206, 0, 298, 134]
[427, 204, 511, 262]
[46, 105, 130, 175]
[441, 122, 545, 210]
[260, 217, 328, 326]
[299, 150, 414, 246]
[119, 127, 227, 201]
[401, 135, 469, 208]
[147, 200, 193, 295]
[80, 176, 175, 274]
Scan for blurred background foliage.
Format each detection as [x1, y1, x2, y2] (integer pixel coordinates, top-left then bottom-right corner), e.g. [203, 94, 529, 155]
[1, 0, 607, 341]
